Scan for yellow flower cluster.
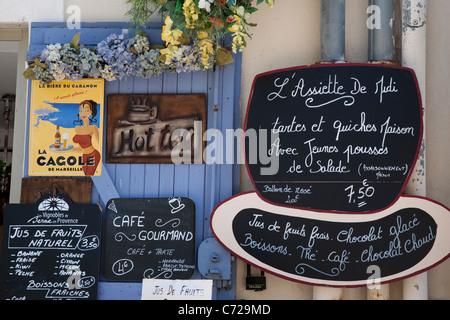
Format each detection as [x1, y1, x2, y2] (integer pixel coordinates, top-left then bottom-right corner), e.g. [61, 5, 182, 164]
[161, 16, 183, 64]
[197, 31, 214, 69]
[161, 16, 182, 46]
[183, 0, 199, 29]
[228, 7, 248, 53]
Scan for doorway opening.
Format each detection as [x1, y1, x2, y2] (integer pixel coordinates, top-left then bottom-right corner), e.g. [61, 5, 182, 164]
[0, 40, 17, 225]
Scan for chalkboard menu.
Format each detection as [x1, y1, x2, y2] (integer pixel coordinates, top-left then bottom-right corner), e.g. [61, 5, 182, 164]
[102, 197, 196, 282]
[211, 192, 450, 287]
[245, 64, 422, 213]
[0, 194, 102, 300]
[234, 208, 435, 282]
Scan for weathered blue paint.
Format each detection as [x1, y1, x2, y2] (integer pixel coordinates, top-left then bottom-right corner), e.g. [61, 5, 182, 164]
[26, 22, 241, 300]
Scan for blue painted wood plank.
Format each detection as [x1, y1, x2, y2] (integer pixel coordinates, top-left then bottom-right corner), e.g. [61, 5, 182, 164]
[218, 59, 236, 203]
[128, 77, 149, 198]
[143, 75, 163, 197]
[29, 27, 46, 45]
[27, 44, 45, 58]
[103, 80, 120, 191]
[91, 166, 120, 202]
[157, 72, 178, 197]
[143, 165, 160, 197]
[159, 165, 174, 197]
[113, 77, 135, 197]
[203, 69, 219, 236]
[173, 72, 192, 197]
[98, 282, 142, 300]
[163, 71, 178, 93]
[148, 74, 164, 94]
[90, 182, 101, 206]
[232, 53, 243, 195]
[28, 25, 164, 59]
[190, 69, 209, 239]
[43, 27, 164, 46]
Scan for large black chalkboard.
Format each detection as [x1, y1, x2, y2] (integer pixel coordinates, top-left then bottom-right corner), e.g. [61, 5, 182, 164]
[0, 194, 102, 300]
[102, 197, 196, 282]
[244, 64, 422, 213]
[232, 207, 436, 282]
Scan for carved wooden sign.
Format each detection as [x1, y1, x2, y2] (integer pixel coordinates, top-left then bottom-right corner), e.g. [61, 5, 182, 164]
[106, 94, 207, 164]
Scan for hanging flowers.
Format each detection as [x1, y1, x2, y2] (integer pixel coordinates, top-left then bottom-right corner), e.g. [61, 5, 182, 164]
[126, 0, 275, 53]
[228, 7, 248, 53]
[197, 31, 215, 69]
[162, 16, 183, 45]
[23, 0, 275, 84]
[24, 31, 211, 84]
[182, 0, 199, 29]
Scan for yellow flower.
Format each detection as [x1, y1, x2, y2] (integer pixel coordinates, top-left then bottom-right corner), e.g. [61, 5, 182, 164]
[228, 8, 247, 53]
[228, 15, 243, 33]
[183, 0, 199, 29]
[162, 16, 183, 45]
[196, 31, 214, 69]
[197, 30, 209, 40]
[160, 44, 179, 65]
[267, 0, 274, 8]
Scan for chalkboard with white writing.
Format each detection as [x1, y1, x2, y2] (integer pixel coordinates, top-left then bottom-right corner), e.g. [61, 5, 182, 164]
[211, 192, 450, 287]
[233, 207, 436, 282]
[0, 194, 102, 300]
[102, 197, 196, 282]
[244, 64, 422, 213]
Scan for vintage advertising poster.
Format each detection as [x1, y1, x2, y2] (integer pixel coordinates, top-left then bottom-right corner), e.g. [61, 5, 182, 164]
[29, 79, 104, 176]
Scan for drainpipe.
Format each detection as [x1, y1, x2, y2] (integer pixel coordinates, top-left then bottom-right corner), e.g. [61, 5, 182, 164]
[313, 0, 346, 301]
[368, 0, 395, 63]
[401, 0, 427, 300]
[320, 0, 346, 62]
[366, 0, 395, 301]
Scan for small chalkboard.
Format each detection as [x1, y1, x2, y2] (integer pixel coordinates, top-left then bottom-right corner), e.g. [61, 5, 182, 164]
[0, 194, 102, 300]
[245, 64, 423, 213]
[102, 197, 196, 282]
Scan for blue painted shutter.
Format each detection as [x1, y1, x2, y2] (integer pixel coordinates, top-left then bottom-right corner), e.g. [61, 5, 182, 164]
[27, 22, 242, 299]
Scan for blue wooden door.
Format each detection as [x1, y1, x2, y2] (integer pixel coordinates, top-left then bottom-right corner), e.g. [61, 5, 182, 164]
[26, 22, 241, 299]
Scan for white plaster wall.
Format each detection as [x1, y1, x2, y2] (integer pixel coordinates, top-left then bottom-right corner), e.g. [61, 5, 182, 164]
[424, 0, 450, 300]
[0, 0, 64, 22]
[64, 0, 130, 23]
